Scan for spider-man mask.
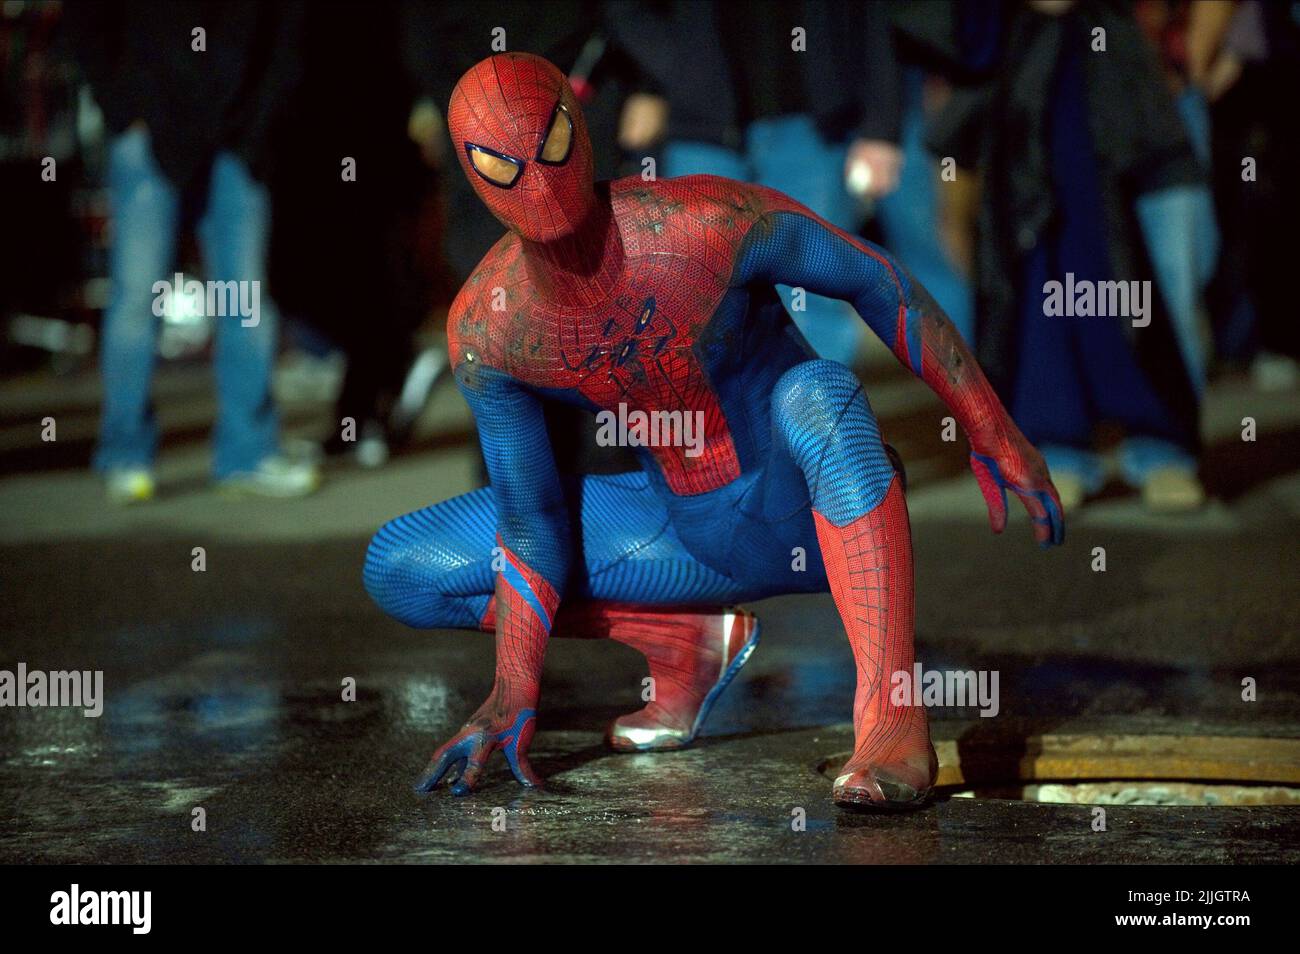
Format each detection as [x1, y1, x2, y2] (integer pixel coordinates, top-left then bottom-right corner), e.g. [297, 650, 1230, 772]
[448, 53, 596, 243]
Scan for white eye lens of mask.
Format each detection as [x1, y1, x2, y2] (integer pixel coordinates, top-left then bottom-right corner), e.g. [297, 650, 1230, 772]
[469, 147, 522, 186]
[538, 105, 572, 164]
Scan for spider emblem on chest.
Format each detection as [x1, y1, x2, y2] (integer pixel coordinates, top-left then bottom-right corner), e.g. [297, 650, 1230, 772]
[561, 297, 683, 394]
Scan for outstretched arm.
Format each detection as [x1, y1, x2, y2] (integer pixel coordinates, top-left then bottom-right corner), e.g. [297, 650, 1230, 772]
[415, 358, 571, 794]
[734, 189, 1063, 545]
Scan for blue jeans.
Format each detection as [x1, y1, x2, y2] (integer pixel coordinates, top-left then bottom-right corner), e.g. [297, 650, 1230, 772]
[1014, 246, 1198, 492]
[663, 115, 863, 365]
[95, 128, 279, 478]
[1134, 88, 1219, 396]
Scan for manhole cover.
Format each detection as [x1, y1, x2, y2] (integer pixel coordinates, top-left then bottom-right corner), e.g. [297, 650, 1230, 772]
[818, 733, 1300, 806]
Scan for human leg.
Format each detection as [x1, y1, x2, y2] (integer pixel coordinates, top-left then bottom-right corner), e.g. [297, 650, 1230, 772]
[363, 472, 759, 750]
[770, 358, 936, 807]
[94, 127, 180, 483]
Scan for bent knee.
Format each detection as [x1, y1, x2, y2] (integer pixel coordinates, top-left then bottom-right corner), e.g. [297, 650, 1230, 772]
[772, 360, 895, 520]
[363, 522, 486, 630]
[772, 359, 866, 429]
[773, 358, 858, 404]
[362, 525, 418, 624]
[774, 360, 880, 447]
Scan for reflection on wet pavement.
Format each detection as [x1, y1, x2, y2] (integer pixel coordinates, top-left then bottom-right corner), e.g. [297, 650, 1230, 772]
[2, 514, 1297, 863]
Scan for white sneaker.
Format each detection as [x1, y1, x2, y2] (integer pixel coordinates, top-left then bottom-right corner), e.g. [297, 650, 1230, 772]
[1251, 352, 1299, 393]
[1141, 466, 1206, 514]
[217, 455, 320, 498]
[105, 468, 156, 505]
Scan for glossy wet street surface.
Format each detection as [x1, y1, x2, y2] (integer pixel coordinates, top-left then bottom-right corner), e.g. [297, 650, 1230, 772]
[1, 364, 1298, 862]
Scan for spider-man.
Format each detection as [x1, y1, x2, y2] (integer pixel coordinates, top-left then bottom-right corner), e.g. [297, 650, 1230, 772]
[365, 53, 1064, 808]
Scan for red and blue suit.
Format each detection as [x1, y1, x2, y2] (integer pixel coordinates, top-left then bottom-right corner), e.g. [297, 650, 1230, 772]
[364, 54, 1064, 808]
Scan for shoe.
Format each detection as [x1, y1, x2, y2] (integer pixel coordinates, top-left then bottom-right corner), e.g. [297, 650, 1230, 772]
[323, 418, 390, 469]
[833, 739, 939, 811]
[1251, 352, 1299, 393]
[105, 468, 155, 505]
[1141, 466, 1205, 513]
[607, 608, 760, 751]
[354, 432, 389, 469]
[217, 455, 320, 498]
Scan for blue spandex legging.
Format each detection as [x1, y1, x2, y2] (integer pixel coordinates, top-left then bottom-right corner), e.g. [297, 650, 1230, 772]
[364, 359, 898, 631]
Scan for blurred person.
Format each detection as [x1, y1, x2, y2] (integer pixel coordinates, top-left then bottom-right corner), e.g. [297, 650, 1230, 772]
[1195, 0, 1300, 389]
[270, 1, 441, 468]
[609, 0, 905, 367]
[66, 1, 317, 502]
[872, 66, 977, 346]
[929, 0, 1208, 513]
[1130, 0, 1221, 396]
[0, 0, 85, 358]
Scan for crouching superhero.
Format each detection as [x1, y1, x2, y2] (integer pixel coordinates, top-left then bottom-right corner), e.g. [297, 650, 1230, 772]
[364, 54, 1064, 809]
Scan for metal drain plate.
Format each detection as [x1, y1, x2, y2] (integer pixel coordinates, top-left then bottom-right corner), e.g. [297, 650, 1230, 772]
[819, 733, 1300, 806]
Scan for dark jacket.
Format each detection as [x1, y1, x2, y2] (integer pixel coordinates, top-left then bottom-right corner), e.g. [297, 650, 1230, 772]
[608, 0, 903, 149]
[65, 0, 302, 188]
[402, 0, 603, 108]
[926, 0, 1204, 444]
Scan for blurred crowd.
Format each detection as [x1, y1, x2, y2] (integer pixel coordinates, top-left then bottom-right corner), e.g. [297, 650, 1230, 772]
[0, 0, 1296, 510]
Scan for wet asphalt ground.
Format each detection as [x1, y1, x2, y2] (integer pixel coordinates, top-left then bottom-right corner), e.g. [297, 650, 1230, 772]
[1, 360, 1297, 863]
